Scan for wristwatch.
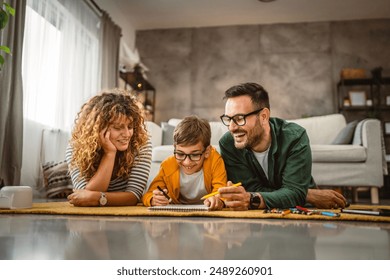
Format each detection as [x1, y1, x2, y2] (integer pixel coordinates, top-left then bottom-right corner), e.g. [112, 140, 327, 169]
[249, 192, 261, 210]
[99, 192, 107, 206]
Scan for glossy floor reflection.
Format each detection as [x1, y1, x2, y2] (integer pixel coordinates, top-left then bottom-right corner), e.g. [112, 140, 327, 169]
[0, 214, 389, 260]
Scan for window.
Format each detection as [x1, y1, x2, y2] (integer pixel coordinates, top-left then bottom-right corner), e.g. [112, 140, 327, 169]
[22, 0, 101, 130]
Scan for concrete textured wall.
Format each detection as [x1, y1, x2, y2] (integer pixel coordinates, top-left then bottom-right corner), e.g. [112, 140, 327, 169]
[136, 19, 390, 123]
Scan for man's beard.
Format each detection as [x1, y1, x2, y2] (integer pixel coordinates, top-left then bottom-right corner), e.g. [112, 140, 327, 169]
[232, 123, 262, 150]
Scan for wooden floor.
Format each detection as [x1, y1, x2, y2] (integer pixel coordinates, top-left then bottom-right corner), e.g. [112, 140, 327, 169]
[1, 193, 389, 260]
[1, 211, 389, 260]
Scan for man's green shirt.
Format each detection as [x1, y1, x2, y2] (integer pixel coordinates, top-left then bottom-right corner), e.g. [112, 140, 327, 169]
[219, 117, 316, 208]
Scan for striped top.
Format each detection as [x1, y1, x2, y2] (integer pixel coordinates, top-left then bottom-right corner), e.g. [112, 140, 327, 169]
[65, 140, 152, 201]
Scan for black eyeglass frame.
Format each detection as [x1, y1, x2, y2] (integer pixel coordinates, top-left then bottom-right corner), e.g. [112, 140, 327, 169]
[173, 148, 207, 161]
[220, 108, 264, 126]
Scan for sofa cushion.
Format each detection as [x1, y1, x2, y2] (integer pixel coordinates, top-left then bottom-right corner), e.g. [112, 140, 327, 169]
[146, 121, 162, 148]
[167, 118, 182, 127]
[161, 122, 175, 145]
[311, 144, 366, 162]
[209, 122, 229, 146]
[152, 145, 175, 162]
[42, 160, 73, 198]
[289, 114, 346, 145]
[352, 119, 368, 146]
[332, 120, 358, 144]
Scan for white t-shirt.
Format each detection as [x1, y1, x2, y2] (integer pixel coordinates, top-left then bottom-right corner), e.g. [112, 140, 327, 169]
[179, 169, 207, 204]
[252, 146, 270, 179]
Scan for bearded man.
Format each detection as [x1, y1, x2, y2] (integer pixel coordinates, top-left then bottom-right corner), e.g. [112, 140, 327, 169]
[218, 82, 347, 211]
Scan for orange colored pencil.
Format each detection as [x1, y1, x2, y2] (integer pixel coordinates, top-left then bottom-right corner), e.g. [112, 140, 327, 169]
[200, 182, 242, 200]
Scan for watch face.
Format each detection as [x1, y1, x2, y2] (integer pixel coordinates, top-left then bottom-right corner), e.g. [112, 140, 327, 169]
[250, 193, 260, 209]
[99, 194, 107, 206]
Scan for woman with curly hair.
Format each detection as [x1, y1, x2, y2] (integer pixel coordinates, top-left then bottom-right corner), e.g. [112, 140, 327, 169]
[66, 89, 152, 207]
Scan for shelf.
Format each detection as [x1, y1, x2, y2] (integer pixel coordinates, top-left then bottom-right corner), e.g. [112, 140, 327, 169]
[337, 78, 372, 86]
[119, 71, 155, 91]
[376, 77, 390, 85]
[119, 67, 156, 122]
[340, 106, 374, 110]
[338, 77, 390, 87]
[337, 76, 390, 152]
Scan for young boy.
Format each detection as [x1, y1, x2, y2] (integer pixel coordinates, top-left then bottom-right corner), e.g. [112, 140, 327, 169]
[142, 116, 227, 210]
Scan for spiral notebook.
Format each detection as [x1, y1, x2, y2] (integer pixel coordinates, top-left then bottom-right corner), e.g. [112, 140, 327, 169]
[148, 204, 210, 212]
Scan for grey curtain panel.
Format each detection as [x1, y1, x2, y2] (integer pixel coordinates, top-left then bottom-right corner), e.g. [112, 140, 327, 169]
[0, 0, 26, 186]
[100, 11, 122, 90]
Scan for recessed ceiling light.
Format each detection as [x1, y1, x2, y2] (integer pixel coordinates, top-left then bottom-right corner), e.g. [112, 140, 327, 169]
[258, 0, 276, 2]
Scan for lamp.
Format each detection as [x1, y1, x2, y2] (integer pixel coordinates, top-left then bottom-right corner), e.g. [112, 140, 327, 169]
[119, 64, 155, 92]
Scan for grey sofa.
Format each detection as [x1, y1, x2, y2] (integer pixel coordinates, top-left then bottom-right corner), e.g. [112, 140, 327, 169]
[289, 114, 385, 204]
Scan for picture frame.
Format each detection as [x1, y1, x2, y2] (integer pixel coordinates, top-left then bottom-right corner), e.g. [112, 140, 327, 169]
[348, 90, 367, 106]
[385, 122, 390, 135]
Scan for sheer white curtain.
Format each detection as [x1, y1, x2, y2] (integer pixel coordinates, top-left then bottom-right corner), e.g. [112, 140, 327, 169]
[21, 0, 101, 189]
[22, 0, 101, 131]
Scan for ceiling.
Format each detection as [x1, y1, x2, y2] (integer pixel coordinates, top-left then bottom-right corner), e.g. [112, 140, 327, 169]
[95, 0, 390, 30]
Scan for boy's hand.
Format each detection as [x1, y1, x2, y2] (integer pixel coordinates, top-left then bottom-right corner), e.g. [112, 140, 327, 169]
[151, 188, 170, 206]
[204, 195, 225, 211]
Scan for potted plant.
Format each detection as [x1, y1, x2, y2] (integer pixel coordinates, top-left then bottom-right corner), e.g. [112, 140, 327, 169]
[0, 2, 15, 70]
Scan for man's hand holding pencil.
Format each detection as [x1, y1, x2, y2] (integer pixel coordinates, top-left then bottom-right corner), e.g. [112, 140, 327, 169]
[201, 182, 242, 211]
[202, 181, 252, 211]
[201, 182, 242, 200]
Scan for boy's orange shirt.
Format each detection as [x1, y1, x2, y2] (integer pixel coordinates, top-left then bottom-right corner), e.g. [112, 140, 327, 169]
[142, 147, 227, 206]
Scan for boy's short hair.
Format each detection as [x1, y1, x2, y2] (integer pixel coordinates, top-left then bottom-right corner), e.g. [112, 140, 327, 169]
[173, 116, 211, 148]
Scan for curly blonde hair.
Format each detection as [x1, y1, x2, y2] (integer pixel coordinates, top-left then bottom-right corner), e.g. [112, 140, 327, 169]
[69, 88, 149, 180]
